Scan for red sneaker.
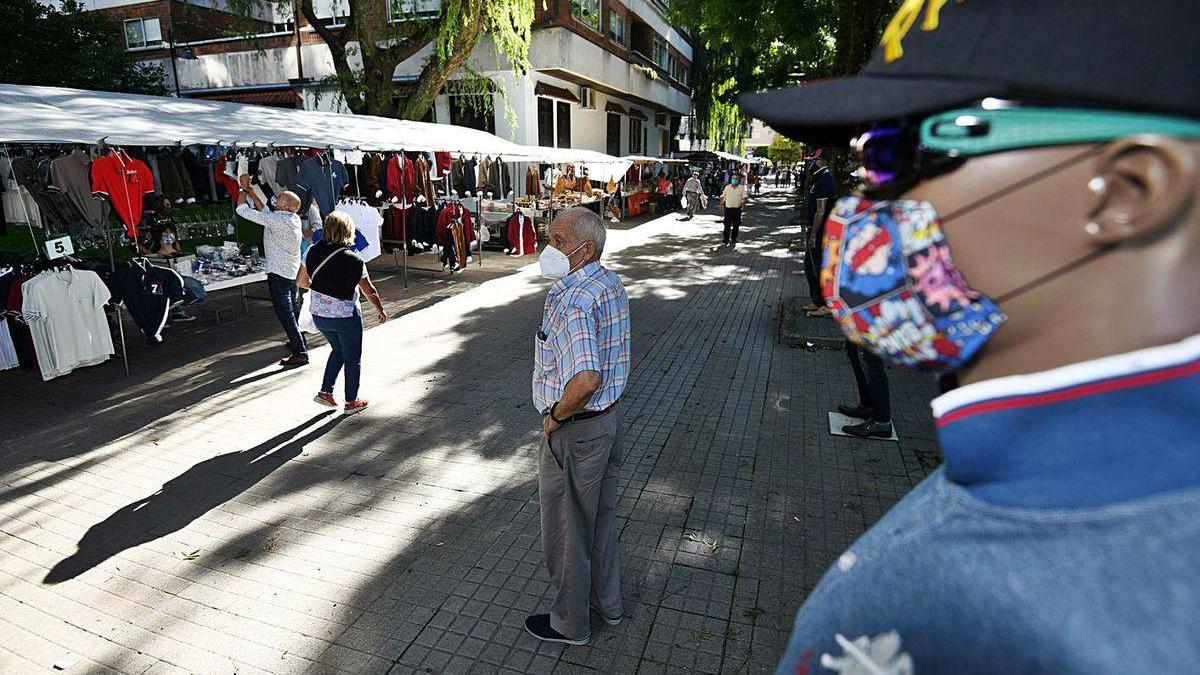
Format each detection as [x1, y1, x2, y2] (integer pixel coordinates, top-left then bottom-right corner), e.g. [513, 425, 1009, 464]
[314, 392, 337, 408]
[344, 399, 369, 415]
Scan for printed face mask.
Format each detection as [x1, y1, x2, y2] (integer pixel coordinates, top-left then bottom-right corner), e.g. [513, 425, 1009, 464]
[820, 196, 1006, 371]
[161, 233, 176, 245]
[539, 242, 587, 280]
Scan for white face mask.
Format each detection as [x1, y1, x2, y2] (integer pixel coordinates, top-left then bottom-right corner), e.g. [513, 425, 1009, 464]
[539, 242, 588, 280]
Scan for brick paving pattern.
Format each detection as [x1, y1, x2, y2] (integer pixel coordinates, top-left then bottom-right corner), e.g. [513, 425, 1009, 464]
[0, 189, 940, 674]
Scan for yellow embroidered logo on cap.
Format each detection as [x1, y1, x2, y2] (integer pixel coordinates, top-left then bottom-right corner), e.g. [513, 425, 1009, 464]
[881, 0, 963, 63]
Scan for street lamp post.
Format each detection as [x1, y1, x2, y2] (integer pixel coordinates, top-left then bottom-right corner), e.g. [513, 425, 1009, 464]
[169, 29, 181, 97]
[168, 29, 198, 98]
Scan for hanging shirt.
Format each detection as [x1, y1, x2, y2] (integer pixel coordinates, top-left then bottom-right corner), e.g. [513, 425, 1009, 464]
[506, 212, 536, 257]
[50, 149, 106, 234]
[296, 156, 349, 218]
[91, 150, 155, 237]
[21, 268, 114, 381]
[385, 154, 417, 208]
[112, 259, 185, 344]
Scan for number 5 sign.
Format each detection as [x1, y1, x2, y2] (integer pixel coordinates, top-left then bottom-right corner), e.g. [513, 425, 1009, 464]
[45, 235, 75, 260]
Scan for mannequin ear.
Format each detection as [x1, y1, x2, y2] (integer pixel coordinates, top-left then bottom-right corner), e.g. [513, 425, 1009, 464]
[1085, 135, 1196, 245]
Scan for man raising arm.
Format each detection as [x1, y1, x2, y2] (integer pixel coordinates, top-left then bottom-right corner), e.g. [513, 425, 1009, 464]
[236, 175, 309, 367]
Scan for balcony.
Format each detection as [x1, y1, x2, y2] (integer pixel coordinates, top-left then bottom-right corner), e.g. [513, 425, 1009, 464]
[526, 27, 691, 114]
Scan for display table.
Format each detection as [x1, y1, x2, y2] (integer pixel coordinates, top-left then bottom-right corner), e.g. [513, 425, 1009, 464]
[201, 272, 267, 323]
[203, 272, 267, 293]
[626, 191, 651, 216]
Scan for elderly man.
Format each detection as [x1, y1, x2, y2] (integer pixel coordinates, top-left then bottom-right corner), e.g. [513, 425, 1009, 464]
[528, 207, 631, 646]
[681, 171, 703, 221]
[237, 175, 308, 367]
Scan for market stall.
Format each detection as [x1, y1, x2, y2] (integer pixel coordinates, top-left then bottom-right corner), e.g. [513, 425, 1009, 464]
[0, 83, 631, 381]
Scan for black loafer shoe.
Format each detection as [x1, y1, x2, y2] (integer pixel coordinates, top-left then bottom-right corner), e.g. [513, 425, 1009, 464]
[837, 404, 875, 420]
[590, 604, 622, 627]
[842, 420, 894, 439]
[524, 614, 589, 645]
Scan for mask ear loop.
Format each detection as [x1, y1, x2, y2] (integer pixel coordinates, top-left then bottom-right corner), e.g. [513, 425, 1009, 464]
[993, 245, 1113, 305]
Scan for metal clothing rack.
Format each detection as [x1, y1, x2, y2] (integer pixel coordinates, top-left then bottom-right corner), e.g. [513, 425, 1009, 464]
[1, 142, 131, 377]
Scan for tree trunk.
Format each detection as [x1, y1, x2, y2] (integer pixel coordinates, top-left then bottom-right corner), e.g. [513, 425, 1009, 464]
[834, 0, 894, 75]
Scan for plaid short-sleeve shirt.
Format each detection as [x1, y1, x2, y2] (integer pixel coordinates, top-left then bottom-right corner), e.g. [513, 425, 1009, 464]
[533, 261, 630, 414]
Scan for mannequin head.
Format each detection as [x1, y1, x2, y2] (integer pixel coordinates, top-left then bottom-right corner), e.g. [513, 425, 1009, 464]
[902, 136, 1199, 383]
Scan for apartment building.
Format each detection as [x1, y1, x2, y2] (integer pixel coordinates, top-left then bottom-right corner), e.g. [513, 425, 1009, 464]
[87, 0, 693, 156]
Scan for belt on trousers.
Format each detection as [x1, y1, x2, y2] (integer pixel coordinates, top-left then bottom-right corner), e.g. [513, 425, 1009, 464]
[553, 400, 620, 423]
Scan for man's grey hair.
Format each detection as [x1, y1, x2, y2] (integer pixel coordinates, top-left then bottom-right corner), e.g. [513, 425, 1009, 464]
[559, 207, 607, 258]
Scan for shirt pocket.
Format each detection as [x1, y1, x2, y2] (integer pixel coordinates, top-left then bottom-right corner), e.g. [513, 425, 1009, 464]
[534, 327, 556, 379]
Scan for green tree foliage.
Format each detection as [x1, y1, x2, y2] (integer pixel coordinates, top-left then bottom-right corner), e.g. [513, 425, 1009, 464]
[233, 0, 535, 121]
[767, 135, 804, 165]
[0, 0, 166, 95]
[673, 0, 896, 150]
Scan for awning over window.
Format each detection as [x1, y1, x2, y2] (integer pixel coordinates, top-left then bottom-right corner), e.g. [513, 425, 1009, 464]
[194, 89, 300, 108]
[605, 102, 627, 115]
[534, 82, 580, 104]
[627, 108, 648, 120]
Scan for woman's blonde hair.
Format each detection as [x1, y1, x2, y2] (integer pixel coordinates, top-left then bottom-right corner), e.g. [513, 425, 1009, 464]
[323, 211, 355, 247]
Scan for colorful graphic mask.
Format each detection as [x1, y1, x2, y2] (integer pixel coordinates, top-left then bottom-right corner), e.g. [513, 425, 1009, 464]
[820, 196, 1006, 370]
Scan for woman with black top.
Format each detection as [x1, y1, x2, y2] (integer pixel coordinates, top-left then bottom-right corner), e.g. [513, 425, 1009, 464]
[297, 211, 386, 415]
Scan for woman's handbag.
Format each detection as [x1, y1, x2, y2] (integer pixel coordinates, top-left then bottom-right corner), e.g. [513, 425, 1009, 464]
[296, 246, 348, 334]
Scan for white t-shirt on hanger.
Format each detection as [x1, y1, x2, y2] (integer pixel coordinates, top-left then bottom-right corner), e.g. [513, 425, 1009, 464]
[22, 268, 114, 380]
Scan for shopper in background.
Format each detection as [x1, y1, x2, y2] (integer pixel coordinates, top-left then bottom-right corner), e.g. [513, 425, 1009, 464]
[719, 174, 749, 247]
[237, 174, 309, 367]
[297, 211, 386, 416]
[838, 341, 892, 438]
[803, 158, 836, 317]
[655, 174, 670, 214]
[604, 178, 622, 223]
[681, 171, 703, 221]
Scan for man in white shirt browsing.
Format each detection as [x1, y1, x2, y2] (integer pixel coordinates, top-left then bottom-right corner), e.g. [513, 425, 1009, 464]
[236, 174, 309, 367]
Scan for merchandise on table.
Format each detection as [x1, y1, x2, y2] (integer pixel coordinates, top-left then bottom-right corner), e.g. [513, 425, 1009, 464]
[190, 245, 266, 288]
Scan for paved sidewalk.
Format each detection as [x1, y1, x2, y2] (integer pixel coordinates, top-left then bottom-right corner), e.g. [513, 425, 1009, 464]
[0, 188, 941, 675]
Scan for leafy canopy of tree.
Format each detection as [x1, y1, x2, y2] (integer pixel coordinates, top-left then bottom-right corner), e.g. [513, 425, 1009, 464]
[232, 0, 535, 121]
[767, 135, 804, 165]
[671, 0, 896, 151]
[0, 0, 167, 95]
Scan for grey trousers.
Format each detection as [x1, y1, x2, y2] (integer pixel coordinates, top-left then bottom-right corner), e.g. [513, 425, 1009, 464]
[539, 410, 624, 639]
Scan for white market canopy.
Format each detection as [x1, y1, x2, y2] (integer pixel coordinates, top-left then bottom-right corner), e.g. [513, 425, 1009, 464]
[623, 155, 688, 164]
[0, 83, 631, 179]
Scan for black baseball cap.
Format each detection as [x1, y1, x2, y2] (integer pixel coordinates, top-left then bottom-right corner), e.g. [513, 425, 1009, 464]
[740, 0, 1200, 144]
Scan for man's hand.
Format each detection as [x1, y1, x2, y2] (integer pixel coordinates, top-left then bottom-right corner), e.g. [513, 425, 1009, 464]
[376, 307, 387, 324]
[238, 174, 251, 190]
[542, 413, 560, 442]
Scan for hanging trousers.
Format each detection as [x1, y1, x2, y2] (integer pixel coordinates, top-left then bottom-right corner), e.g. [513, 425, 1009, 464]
[845, 341, 891, 423]
[539, 409, 624, 639]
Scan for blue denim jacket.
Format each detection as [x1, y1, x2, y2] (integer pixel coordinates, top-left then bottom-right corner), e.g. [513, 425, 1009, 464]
[777, 335, 1200, 674]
